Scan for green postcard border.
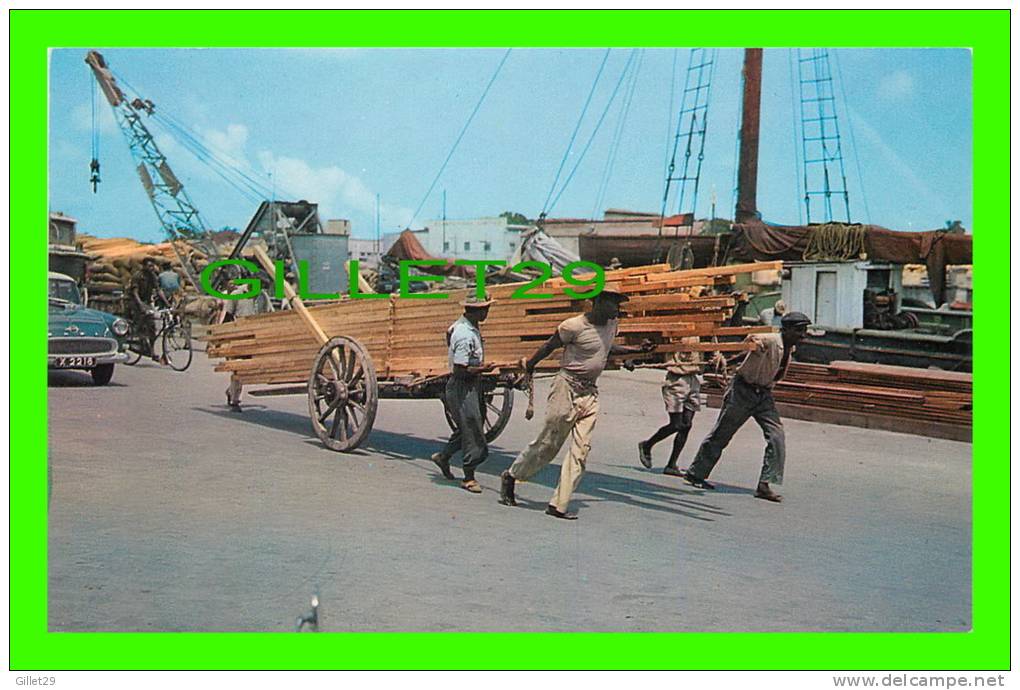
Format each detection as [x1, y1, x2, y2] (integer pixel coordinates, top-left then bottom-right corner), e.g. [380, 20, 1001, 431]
[11, 9, 1009, 670]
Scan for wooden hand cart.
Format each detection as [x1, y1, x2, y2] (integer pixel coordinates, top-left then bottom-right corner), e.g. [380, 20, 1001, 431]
[203, 253, 778, 452]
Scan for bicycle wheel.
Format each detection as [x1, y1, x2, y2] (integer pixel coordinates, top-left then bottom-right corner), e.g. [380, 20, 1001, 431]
[162, 321, 193, 371]
[123, 343, 143, 366]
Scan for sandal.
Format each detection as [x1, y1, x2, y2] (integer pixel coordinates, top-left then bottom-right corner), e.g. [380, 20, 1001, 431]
[461, 479, 482, 494]
[663, 466, 685, 477]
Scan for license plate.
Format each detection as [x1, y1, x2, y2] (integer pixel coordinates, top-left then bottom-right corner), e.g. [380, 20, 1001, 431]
[53, 356, 96, 368]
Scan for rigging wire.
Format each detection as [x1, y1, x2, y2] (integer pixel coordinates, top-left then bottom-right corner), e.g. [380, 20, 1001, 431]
[788, 49, 804, 225]
[832, 49, 872, 224]
[661, 49, 680, 192]
[540, 48, 611, 218]
[546, 49, 638, 216]
[407, 48, 513, 229]
[591, 49, 644, 220]
[730, 52, 744, 221]
[685, 48, 717, 220]
[660, 48, 717, 225]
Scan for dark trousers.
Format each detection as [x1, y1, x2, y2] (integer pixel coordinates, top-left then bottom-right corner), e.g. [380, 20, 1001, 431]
[438, 376, 489, 481]
[687, 375, 786, 485]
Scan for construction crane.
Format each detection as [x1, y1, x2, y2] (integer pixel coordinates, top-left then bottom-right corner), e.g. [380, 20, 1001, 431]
[85, 50, 218, 287]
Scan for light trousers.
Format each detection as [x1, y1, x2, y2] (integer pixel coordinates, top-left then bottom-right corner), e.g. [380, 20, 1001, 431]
[509, 373, 599, 512]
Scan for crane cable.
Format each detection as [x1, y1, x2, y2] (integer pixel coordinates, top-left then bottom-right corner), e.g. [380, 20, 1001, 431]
[110, 69, 290, 203]
[407, 48, 513, 230]
[154, 106, 291, 199]
[545, 49, 638, 216]
[89, 74, 101, 192]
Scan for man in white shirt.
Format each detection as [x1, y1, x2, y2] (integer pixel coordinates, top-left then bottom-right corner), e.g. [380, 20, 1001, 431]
[431, 294, 496, 494]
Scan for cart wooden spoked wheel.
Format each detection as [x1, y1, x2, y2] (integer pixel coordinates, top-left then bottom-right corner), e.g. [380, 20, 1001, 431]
[308, 336, 378, 452]
[443, 381, 515, 443]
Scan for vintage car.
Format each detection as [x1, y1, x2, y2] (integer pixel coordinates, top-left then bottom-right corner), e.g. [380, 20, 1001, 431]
[48, 271, 130, 385]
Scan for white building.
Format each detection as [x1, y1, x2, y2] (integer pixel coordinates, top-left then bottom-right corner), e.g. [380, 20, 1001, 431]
[347, 238, 383, 268]
[419, 216, 528, 261]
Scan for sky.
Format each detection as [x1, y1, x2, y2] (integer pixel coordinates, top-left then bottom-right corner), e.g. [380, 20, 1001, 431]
[48, 47, 972, 243]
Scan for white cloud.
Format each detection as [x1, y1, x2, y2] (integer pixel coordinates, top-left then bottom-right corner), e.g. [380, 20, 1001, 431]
[70, 100, 117, 135]
[877, 70, 915, 101]
[847, 105, 949, 220]
[257, 151, 413, 231]
[80, 111, 404, 234]
[198, 122, 251, 167]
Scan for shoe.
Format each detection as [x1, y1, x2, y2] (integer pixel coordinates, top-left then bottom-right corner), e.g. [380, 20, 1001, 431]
[461, 479, 482, 494]
[545, 504, 578, 520]
[754, 485, 783, 503]
[498, 470, 517, 506]
[637, 442, 652, 469]
[682, 471, 715, 490]
[430, 452, 455, 480]
[663, 465, 685, 477]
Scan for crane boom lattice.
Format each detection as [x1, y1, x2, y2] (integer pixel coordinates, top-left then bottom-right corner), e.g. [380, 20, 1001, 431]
[85, 50, 219, 285]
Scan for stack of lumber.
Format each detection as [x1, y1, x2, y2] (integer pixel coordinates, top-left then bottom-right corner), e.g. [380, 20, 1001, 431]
[203, 262, 781, 387]
[704, 360, 971, 440]
[77, 234, 209, 312]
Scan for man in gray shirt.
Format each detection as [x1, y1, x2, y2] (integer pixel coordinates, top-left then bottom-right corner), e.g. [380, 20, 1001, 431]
[499, 289, 653, 519]
[431, 293, 496, 494]
[684, 311, 812, 502]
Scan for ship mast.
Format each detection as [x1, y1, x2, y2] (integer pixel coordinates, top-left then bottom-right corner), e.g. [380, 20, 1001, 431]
[735, 48, 763, 223]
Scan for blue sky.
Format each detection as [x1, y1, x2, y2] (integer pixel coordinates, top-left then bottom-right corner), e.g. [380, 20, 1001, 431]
[49, 47, 971, 242]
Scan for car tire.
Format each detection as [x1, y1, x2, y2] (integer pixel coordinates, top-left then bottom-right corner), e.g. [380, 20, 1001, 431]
[91, 363, 115, 386]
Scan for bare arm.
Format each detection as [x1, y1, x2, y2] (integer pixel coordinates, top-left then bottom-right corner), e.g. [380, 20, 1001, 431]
[610, 340, 654, 356]
[452, 362, 496, 379]
[525, 332, 563, 372]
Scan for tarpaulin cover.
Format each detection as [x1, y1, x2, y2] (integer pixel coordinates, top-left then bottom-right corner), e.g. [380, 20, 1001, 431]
[579, 234, 731, 269]
[511, 226, 579, 273]
[729, 222, 972, 305]
[383, 230, 473, 278]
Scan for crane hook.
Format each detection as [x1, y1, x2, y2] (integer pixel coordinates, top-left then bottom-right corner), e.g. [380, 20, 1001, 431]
[89, 158, 101, 193]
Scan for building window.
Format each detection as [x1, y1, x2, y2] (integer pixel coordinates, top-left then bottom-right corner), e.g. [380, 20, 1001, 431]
[443, 241, 450, 253]
[464, 241, 471, 251]
[509, 242, 516, 251]
[483, 241, 492, 252]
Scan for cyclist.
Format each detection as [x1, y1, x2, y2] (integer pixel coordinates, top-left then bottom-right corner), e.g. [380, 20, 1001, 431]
[128, 257, 169, 363]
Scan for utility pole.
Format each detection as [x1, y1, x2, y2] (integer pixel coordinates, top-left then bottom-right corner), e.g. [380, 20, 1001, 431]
[375, 193, 380, 261]
[735, 48, 763, 224]
[442, 189, 448, 257]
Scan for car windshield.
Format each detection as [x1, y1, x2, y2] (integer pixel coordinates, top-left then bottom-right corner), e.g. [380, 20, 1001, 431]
[49, 278, 82, 305]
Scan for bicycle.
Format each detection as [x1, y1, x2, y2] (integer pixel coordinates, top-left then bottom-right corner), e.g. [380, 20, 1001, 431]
[124, 303, 193, 372]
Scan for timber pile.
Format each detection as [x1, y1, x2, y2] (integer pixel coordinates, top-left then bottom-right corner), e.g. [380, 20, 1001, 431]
[202, 262, 782, 387]
[704, 360, 972, 437]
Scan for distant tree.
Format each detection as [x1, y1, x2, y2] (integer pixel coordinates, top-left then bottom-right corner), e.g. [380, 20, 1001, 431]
[500, 211, 531, 226]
